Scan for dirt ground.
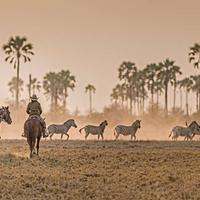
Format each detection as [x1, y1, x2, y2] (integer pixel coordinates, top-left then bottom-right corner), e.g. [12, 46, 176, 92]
[0, 140, 200, 200]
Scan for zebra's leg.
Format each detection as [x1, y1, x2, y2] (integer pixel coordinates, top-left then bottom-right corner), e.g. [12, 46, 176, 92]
[101, 133, 104, 140]
[61, 133, 64, 140]
[49, 133, 54, 140]
[66, 133, 69, 140]
[98, 134, 100, 140]
[85, 133, 89, 140]
[115, 133, 120, 140]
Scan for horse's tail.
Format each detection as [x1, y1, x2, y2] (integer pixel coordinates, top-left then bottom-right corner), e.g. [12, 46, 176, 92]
[79, 127, 85, 134]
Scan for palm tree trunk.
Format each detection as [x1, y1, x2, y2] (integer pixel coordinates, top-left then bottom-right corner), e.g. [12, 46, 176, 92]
[165, 84, 168, 115]
[196, 91, 199, 112]
[180, 88, 182, 110]
[16, 55, 20, 109]
[89, 90, 92, 114]
[28, 74, 32, 98]
[198, 90, 200, 112]
[156, 91, 159, 105]
[173, 84, 176, 109]
[186, 90, 189, 116]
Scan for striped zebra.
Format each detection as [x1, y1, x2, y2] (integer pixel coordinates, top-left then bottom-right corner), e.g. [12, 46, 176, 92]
[79, 120, 108, 140]
[169, 121, 200, 141]
[186, 121, 200, 139]
[47, 119, 77, 140]
[114, 120, 141, 140]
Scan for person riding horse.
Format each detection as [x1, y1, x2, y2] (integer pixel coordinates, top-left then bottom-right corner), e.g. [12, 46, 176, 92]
[22, 94, 46, 138]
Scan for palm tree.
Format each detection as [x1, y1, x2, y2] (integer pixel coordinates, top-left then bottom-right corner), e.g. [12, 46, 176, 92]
[157, 59, 181, 115]
[8, 77, 24, 101]
[145, 63, 159, 106]
[179, 77, 193, 116]
[3, 36, 34, 108]
[171, 66, 182, 109]
[190, 75, 200, 112]
[85, 84, 96, 114]
[27, 74, 41, 98]
[189, 43, 200, 69]
[110, 84, 126, 106]
[118, 61, 137, 115]
[58, 70, 76, 110]
[43, 72, 58, 111]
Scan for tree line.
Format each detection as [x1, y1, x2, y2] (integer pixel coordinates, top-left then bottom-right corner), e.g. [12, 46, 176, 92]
[111, 44, 200, 116]
[2, 35, 200, 115]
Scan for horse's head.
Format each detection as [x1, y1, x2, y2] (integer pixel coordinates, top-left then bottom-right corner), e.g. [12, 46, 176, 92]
[64, 119, 77, 128]
[132, 120, 141, 129]
[1, 106, 12, 124]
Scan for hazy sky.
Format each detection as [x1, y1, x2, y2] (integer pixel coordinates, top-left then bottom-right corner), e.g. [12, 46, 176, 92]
[0, 0, 199, 113]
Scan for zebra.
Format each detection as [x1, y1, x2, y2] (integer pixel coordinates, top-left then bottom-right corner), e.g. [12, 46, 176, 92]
[0, 106, 12, 139]
[114, 120, 141, 140]
[0, 106, 12, 124]
[46, 119, 77, 140]
[169, 121, 200, 141]
[185, 121, 200, 140]
[79, 120, 108, 140]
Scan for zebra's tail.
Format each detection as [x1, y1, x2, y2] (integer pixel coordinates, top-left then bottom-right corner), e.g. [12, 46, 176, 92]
[114, 128, 116, 136]
[79, 127, 85, 134]
[169, 130, 173, 138]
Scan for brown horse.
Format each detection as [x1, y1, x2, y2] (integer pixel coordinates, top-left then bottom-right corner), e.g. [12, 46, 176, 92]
[24, 116, 44, 158]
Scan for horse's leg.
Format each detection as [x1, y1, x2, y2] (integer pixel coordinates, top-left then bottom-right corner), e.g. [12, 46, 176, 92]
[27, 138, 33, 158]
[36, 137, 41, 156]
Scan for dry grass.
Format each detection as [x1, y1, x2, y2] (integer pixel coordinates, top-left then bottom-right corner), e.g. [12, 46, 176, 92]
[0, 140, 200, 200]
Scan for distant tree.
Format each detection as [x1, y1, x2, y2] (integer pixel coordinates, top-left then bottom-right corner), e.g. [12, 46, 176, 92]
[189, 43, 200, 69]
[118, 61, 137, 115]
[110, 84, 126, 106]
[190, 75, 200, 112]
[3, 36, 34, 108]
[58, 70, 76, 110]
[27, 74, 41, 98]
[43, 72, 58, 111]
[171, 66, 182, 109]
[157, 59, 181, 115]
[145, 63, 159, 106]
[8, 77, 24, 100]
[179, 77, 193, 116]
[85, 84, 96, 114]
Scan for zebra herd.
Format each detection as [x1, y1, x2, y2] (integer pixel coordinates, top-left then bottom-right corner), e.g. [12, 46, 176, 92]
[45, 119, 200, 141]
[0, 106, 200, 141]
[45, 119, 141, 140]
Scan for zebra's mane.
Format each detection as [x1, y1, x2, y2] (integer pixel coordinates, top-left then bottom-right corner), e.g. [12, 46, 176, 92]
[99, 120, 107, 127]
[188, 121, 198, 128]
[132, 120, 140, 126]
[64, 119, 74, 124]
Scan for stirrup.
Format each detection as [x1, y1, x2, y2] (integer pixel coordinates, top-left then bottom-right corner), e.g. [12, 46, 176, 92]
[21, 133, 26, 138]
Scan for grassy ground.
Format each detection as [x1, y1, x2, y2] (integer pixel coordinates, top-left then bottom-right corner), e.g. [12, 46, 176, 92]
[0, 140, 200, 200]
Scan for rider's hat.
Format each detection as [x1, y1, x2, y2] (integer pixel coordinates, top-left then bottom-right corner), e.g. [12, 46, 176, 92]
[30, 94, 38, 101]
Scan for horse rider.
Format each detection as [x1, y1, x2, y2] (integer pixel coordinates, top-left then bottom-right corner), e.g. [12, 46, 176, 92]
[22, 94, 47, 138]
